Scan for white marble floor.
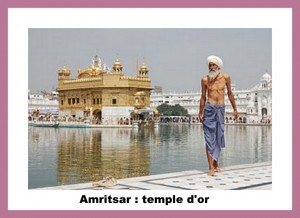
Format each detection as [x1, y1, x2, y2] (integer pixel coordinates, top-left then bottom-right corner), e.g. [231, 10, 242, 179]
[36, 162, 271, 190]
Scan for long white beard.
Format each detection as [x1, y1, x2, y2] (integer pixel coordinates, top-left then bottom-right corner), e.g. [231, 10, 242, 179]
[208, 70, 220, 81]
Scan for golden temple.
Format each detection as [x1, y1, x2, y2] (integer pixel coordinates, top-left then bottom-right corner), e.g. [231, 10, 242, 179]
[57, 55, 151, 124]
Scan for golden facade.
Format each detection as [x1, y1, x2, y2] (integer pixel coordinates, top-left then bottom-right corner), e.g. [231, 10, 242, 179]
[57, 55, 151, 120]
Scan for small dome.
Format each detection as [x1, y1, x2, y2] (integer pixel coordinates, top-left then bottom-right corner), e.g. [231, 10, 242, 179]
[139, 63, 149, 74]
[261, 71, 271, 81]
[114, 58, 121, 65]
[58, 66, 71, 76]
[113, 58, 123, 72]
[140, 63, 148, 70]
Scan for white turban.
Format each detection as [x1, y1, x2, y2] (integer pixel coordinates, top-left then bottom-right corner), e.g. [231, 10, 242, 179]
[207, 55, 223, 69]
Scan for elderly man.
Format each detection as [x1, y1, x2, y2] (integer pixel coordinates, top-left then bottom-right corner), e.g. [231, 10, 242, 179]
[198, 55, 238, 176]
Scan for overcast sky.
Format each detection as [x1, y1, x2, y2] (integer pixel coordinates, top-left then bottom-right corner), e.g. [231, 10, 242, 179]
[28, 28, 272, 93]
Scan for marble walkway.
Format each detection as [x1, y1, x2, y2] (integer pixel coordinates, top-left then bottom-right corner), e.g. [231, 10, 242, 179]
[36, 162, 271, 190]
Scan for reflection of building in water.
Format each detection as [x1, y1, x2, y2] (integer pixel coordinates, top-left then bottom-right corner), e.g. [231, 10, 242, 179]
[28, 127, 60, 189]
[29, 125, 271, 188]
[57, 55, 152, 124]
[56, 128, 151, 184]
[150, 71, 272, 123]
[221, 126, 272, 166]
[29, 127, 59, 150]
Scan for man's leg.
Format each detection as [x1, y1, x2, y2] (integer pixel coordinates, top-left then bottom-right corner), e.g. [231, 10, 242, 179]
[206, 146, 215, 176]
[213, 160, 222, 173]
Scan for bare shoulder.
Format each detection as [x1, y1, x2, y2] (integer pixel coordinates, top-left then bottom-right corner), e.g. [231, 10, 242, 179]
[221, 73, 231, 81]
[201, 75, 208, 81]
[201, 75, 208, 83]
[221, 73, 230, 78]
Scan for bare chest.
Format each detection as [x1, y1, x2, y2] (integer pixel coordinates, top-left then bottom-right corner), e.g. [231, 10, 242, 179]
[207, 77, 226, 91]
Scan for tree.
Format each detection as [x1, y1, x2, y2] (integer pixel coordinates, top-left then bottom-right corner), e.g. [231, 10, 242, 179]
[157, 103, 189, 116]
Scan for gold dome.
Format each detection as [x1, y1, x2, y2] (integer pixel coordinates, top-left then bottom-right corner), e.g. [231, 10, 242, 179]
[58, 66, 71, 76]
[139, 63, 148, 73]
[114, 58, 121, 65]
[141, 63, 148, 69]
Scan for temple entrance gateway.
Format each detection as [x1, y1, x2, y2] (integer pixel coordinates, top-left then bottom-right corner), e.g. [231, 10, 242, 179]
[93, 109, 102, 124]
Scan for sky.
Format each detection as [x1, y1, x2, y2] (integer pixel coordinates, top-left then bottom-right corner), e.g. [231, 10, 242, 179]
[28, 28, 272, 93]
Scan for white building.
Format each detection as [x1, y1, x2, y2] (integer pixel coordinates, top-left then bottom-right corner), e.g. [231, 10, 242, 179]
[150, 71, 272, 123]
[28, 90, 59, 114]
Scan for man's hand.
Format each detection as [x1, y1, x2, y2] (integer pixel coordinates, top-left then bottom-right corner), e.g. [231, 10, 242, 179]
[234, 110, 238, 121]
[198, 112, 203, 123]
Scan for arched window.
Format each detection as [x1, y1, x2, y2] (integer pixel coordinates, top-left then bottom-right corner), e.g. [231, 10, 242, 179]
[262, 108, 267, 116]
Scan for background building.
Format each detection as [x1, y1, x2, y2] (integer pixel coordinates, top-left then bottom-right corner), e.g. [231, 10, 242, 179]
[29, 68, 272, 124]
[150, 71, 272, 123]
[28, 90, 59, 115]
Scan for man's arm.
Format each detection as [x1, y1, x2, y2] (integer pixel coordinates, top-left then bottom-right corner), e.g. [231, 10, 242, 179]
[225, 74, 238, 120]
[198, 77, 207, 123]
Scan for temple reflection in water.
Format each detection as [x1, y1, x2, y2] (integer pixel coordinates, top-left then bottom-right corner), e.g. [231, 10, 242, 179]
[56, 128, 155, 184]
[28, 125, 271, 189]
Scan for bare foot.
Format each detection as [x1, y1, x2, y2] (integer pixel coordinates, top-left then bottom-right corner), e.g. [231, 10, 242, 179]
[208, 169, 215, 176]
[214, 167, 222, 173]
